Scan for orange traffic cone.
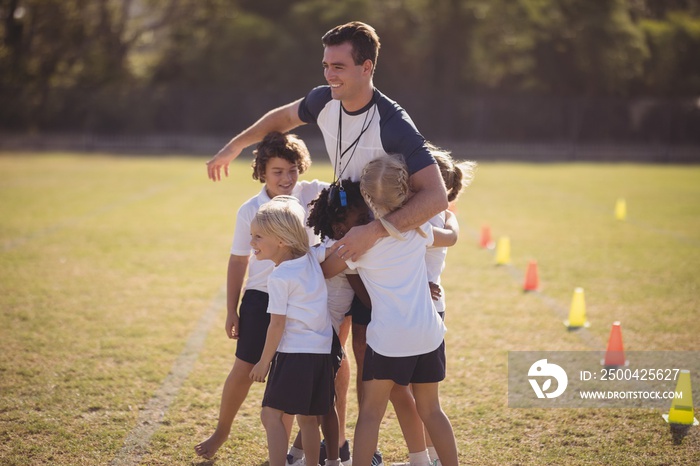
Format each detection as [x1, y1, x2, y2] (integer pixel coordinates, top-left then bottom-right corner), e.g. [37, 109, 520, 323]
[523, 260, 539, 292]
[602, 321, 628, 367]
[480, 225, 494, 249]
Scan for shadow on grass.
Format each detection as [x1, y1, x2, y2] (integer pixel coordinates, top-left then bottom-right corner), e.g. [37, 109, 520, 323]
[670, 424, 693, 445]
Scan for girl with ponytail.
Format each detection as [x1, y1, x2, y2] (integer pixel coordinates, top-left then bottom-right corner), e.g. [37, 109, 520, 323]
[321, 154, 460, 466]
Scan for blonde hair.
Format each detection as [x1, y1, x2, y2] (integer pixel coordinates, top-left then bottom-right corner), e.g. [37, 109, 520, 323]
[360, 154, 425, 240]
[254, 195, 309, 258]
[428, 142, 476, 202]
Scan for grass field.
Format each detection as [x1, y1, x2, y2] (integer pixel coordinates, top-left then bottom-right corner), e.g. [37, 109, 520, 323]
[1, 153, 699, 465]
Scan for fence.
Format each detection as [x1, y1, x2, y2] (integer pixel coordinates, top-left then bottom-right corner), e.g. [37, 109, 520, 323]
[1, 89, 699, 162]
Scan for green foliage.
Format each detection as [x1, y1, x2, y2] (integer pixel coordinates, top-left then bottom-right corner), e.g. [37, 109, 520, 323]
[1, 0, 700, 133]
[640, 11, 700, 95]
[471, 0, 650, 95]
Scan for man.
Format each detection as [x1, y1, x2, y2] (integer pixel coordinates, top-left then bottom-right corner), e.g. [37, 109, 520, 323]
[207, 21, 448, 261]
[206, 21, 450, 466]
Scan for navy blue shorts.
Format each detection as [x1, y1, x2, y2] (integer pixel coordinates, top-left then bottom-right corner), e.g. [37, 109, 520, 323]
[350, 294, 372, 325]
[263, 352, 335, 416]
[362, 341, 446, 386]
[235, 289, 270, 364]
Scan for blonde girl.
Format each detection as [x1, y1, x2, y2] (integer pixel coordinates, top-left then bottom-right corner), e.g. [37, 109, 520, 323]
[249, 196, 335, 466]
[322, 155, 460, 466]
[393, 146, 476, 466]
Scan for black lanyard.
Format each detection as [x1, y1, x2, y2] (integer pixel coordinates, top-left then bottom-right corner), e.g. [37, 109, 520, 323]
[333, 100, 376, 184]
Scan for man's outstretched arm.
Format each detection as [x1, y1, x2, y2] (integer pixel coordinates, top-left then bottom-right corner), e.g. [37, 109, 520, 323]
[207, 99, 305, 181]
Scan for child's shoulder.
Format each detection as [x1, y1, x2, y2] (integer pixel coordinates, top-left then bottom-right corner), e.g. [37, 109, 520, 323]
[237, 187, 267, 211]
[297, 179, 331, 193]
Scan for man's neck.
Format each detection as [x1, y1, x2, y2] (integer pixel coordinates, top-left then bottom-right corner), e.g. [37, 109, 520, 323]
[341, 86, 375, 113]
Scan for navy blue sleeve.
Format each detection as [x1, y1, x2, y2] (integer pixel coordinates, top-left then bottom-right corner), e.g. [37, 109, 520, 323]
[298, 86, 333, 124]
[376, 93, 435, 176]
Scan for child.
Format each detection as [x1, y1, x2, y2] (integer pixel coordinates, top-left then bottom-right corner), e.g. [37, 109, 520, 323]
[284, 179, 371, 466]
[195, 132, 327, 459]
[425, 144, 476, 321]
[322, 155, 460, 466]
[249, 196, 335, 466]
[392, 146, 476, 466]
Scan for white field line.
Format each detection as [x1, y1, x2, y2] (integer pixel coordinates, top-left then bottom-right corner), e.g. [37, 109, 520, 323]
[110, 285, 226, 466]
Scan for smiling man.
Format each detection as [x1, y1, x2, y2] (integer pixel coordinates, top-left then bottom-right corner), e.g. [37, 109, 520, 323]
[206, 21, 451, 466]
[207, 21, 447, 262]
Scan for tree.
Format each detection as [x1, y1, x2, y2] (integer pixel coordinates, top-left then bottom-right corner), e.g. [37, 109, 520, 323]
[0, 0, 179, 132]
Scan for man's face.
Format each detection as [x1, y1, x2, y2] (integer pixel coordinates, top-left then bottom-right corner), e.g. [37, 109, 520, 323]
[322, 42, 370, 103]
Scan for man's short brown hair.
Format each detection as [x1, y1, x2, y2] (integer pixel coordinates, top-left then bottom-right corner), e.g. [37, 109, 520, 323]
[322, 21, 380, 71]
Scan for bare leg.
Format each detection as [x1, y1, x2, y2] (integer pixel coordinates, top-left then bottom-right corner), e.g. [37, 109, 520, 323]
[412, 383, 459, 466]
[261, 407, 292, 466]
[336, 315, 352, 446]
[352, 379, 394, 466]
[282, 413, 295, 442]
[390, 384, 427, 454]
[320, 407, 340, 461]
[351, 323, 367, 404]
[291, 428, 303, 449]
[298, 414, 322, 466]
[195, 357, 255, 459]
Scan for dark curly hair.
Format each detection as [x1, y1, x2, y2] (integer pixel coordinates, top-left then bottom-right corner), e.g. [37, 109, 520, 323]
[307, 179, 368, 241]
[251, 131, 311, 182]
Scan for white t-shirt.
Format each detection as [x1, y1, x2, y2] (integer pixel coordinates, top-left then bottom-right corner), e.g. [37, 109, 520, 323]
[346, 223, 446, 357]
[425, 212, 448, 314]
[267, 253, 332, 354]
[311, 240, 356, 334]
[230, 180, 328, 292]
[298, 87, 436, 182]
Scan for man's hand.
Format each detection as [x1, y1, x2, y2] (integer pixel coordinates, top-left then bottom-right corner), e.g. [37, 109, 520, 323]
[329, 221, 385, 262]
[206, 99, 305, 181]
[207, 146, 240, 181]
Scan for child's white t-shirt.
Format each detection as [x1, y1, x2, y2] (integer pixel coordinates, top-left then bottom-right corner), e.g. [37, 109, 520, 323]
[346, 223, 446, 357]
[311, 240, 356, 334]
[230, 180, 328, 292]
[425, 211, 448, 314]
[267, 253, 332, 354]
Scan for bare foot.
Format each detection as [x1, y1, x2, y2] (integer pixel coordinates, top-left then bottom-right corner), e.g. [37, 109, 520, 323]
[194, 432, 227, 459]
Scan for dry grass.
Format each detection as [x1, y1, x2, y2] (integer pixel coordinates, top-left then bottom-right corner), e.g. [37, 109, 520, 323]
[0, 153, 698, 465]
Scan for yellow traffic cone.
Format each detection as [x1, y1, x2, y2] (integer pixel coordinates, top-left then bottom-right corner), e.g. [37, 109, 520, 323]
[495, 236, 511, 265]
[663, 370, 699, 426]
[615, 198, 627, 221]
[564, 287, 590, 329]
